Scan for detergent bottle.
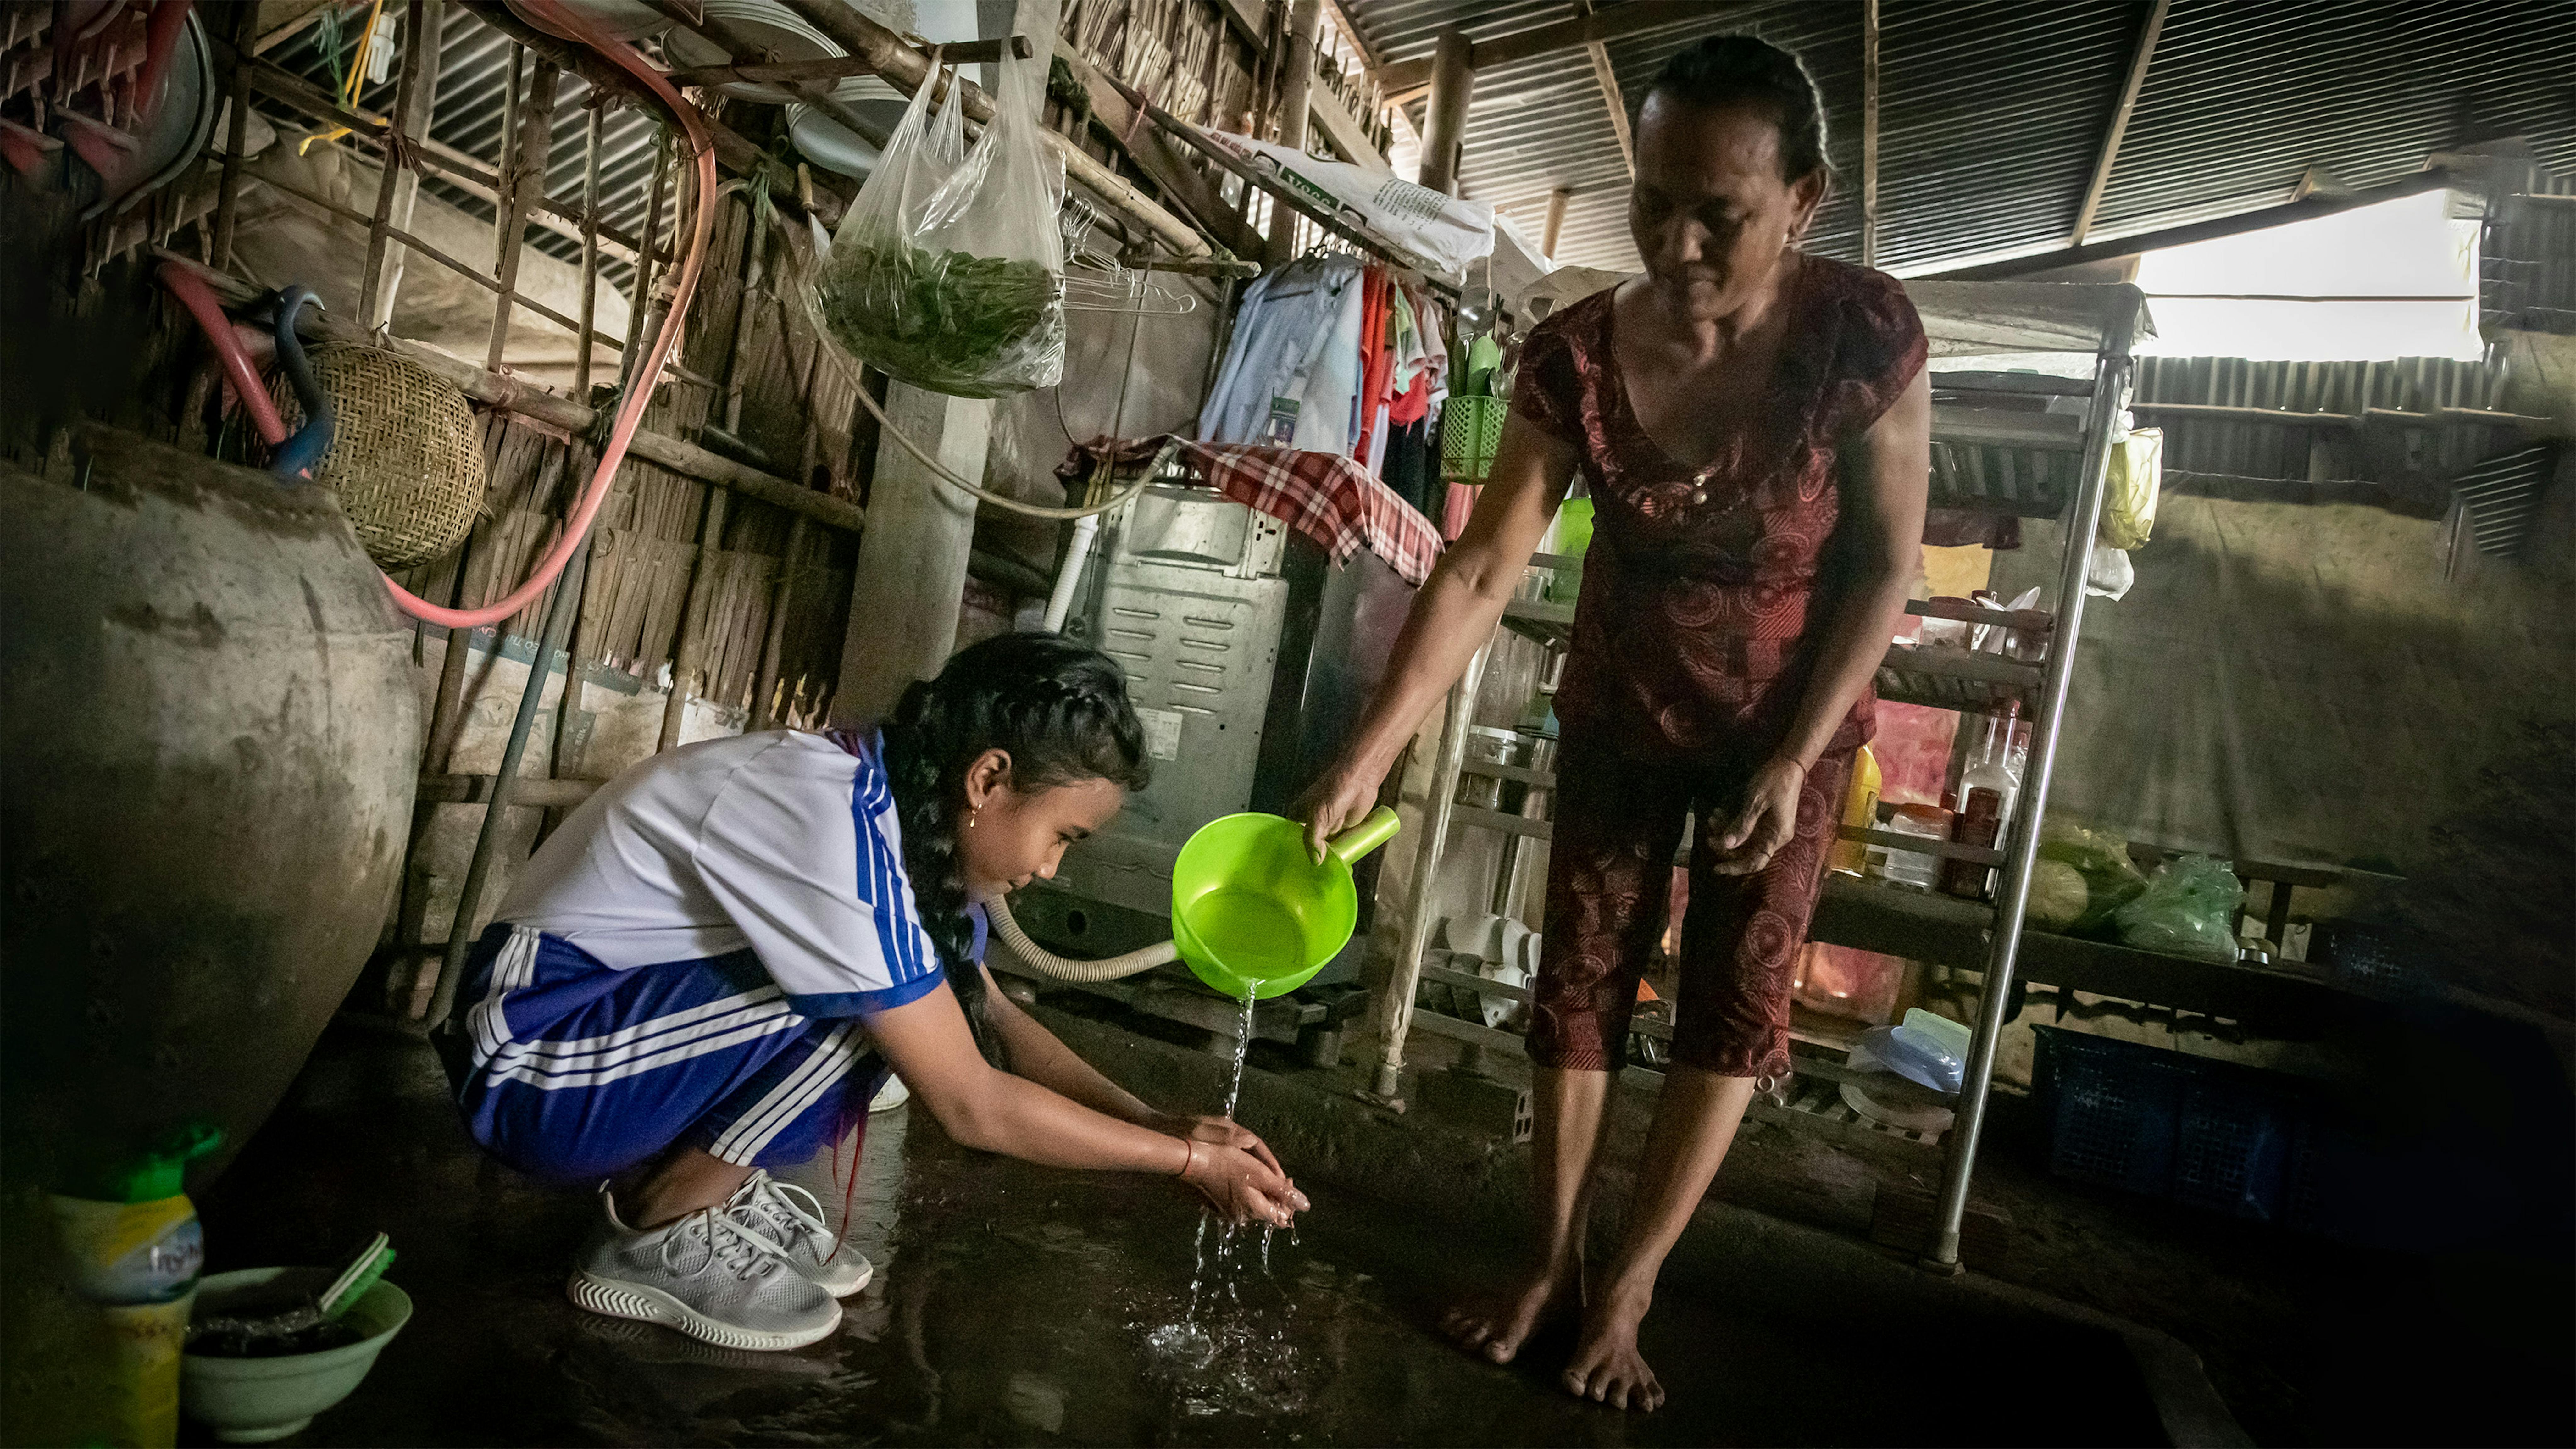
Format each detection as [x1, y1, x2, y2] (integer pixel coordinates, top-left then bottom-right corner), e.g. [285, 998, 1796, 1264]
[1829, 744, 1881, 877]
[50, 1122, 222, 1448]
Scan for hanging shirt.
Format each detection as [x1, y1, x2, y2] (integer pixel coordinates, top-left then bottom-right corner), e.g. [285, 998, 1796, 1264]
[1197, 254, 1366, 453]
[495, 728, 949, 1017]
[1389, 283, 1427, 395]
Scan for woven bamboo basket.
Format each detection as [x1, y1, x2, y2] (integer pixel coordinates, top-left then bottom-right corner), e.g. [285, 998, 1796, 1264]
[269, 345, 486, 569]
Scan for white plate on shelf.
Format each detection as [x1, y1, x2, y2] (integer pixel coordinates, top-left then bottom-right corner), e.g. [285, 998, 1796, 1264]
[84, 10, 214, 221]
[501, 0, 677, 43]
[786, 101, 893, 179]
[661, 0, 860, 104]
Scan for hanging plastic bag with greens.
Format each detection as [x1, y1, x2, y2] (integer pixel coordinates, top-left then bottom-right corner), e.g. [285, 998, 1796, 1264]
[811, 49, 1065, 398]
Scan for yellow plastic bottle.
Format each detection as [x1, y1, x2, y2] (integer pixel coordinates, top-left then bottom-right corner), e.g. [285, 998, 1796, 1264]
[49, 1124, 221, 1448]
[1829, 744, 1881, 877]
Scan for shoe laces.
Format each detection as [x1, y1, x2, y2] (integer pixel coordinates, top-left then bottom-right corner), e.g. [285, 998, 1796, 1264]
[663, 1204, 791, 1283]
[731, 1171, 832, 1257]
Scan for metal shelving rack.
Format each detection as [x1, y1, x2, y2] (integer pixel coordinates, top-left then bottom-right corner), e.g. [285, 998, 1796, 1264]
[1367, 283, 2156, 1270]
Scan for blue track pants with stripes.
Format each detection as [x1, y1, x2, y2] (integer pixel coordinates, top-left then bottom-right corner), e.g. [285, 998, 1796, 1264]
[439, 924, 896, 1183]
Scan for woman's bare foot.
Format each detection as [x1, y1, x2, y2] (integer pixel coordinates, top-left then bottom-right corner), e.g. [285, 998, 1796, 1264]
[1441, 1258, 1580, 1365]
[1562, 1282, 1662, 1411]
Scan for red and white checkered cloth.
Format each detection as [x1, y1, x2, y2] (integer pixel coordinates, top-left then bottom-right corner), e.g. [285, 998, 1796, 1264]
[1058, 435, 1444, 586]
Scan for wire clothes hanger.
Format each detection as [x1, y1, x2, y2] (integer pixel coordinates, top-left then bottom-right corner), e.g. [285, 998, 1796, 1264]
[1057, 195, 1199, 316]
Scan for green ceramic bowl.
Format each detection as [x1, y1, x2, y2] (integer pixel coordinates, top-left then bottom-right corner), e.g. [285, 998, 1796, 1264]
[182, 1266, 411, 1444]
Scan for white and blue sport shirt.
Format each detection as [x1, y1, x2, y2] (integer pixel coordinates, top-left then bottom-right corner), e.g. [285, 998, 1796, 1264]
[497, 727, 947, 1016]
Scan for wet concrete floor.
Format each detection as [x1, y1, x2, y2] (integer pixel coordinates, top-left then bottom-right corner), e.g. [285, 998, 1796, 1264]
[198, 1024, 2170, 1447]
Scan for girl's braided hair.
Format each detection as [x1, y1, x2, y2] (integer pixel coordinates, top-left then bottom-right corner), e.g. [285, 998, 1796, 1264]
[877, 632, 1151, 1065]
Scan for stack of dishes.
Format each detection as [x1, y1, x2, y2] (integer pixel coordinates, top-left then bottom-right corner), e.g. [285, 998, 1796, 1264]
[661, 0, 895, 104]
[501, 0, 678, 43]
[84, 11, 215, 221]
[783, 0, 979, 180]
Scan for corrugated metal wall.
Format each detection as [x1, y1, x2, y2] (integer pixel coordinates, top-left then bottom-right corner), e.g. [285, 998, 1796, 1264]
[2135, 353, 2517, 510]
[1347, 0, 2576, 275]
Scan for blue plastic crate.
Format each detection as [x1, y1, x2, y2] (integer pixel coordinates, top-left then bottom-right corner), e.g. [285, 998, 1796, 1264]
[2032, 1025, 2309, 1223]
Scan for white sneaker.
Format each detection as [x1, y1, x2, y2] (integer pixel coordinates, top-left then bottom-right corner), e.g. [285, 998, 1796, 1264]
[726, 1170, 873, 1297]
[566, 1191, 841, 1352]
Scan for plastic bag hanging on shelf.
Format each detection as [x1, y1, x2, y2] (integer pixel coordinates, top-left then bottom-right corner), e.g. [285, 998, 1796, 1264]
[809, 49, 1067, 398]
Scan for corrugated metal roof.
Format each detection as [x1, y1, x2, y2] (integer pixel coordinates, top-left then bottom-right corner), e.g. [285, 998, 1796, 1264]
[1345, 0, 2576, 275]
[264, 5, 669, 290]
[2091, 0, 2576, 242]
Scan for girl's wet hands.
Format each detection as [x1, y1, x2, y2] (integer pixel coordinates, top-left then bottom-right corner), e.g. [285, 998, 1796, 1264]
[1155, 1113, 1286, 1179]
[1180, 1138, 1308, 1227]
[1710, 756, 1805, 876]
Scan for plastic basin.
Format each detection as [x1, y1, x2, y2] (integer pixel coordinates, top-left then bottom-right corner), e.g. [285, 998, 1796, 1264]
[182, 1267, 412, 1444]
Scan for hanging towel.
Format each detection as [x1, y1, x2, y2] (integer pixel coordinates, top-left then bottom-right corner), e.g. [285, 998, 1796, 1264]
[1060, 435, 1445, 586]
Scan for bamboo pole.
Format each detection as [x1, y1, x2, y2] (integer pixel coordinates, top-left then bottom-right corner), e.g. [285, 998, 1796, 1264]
[366, 0, 450, 326]
[720, 184, 771, 434]
[1862, 0, 1880, 269]
[575, 102, 602, 396]
[492, 42, 523, 248]
[658, 486, 732, 751]
[423, 536, 592, 1025]
[750, 515, 807, 731]
[486, 58, 560, 372]
[359, 0, 434, 321]
[620, 128, 672, 388]
[211, 2, 256, 268]
[217, 33, 652, 265]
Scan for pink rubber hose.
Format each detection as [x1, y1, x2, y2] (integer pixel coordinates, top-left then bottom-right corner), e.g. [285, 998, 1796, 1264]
[161, 0, 718, 630]
[383, 0, 717, 628]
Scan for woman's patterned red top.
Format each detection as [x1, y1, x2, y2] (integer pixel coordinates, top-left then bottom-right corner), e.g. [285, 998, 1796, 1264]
[1513, 253, 1928, 762]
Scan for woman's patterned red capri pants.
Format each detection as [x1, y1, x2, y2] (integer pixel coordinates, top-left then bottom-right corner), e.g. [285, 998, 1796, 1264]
[1525, 735, 1853, 1081]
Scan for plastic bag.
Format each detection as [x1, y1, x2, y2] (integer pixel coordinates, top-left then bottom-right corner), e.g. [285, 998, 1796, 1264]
[2024, 859, 2090, 930]
[2111, 854, 2246, 963]
[1202, 130, 1496, 275]
[2036, 817, 2149, 934]
[2099, 427, 2162, 550]
[811, 53, 1065, 398]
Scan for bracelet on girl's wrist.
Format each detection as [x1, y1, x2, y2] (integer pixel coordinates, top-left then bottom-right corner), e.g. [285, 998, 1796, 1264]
[1174, 1139, 1197, 1177]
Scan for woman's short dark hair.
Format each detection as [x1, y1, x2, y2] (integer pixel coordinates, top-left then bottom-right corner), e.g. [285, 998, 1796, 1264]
[879, 631, 1150, 1066]
[1641, 34, 1832, 183]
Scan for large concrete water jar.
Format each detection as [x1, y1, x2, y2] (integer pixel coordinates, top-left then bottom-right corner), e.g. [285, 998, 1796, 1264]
[2, 425, 421, 1180]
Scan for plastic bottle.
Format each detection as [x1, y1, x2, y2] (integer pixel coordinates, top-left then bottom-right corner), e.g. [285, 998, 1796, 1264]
[1873, 803, 1951, 891]
[1942, 704, 2024, 900]
[50, 1123, 222, 1448]
[1829, 744, 1881, 877]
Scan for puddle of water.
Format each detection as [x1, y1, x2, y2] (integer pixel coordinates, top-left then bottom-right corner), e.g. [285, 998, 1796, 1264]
[195, 1012, 2181, 1447]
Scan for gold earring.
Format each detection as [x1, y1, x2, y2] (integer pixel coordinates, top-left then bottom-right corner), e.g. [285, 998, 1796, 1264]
[967, 807, 980, 830]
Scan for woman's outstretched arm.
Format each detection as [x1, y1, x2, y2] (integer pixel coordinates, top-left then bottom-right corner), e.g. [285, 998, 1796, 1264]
[1295, 409, 1579, 856]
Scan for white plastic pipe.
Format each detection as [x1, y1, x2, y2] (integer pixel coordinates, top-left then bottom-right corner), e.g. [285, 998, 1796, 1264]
[1041, 512, 1102, 632]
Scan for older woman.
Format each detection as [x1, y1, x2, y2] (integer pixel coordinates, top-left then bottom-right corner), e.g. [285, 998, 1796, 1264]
[1299, 36, 1930, 1411]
